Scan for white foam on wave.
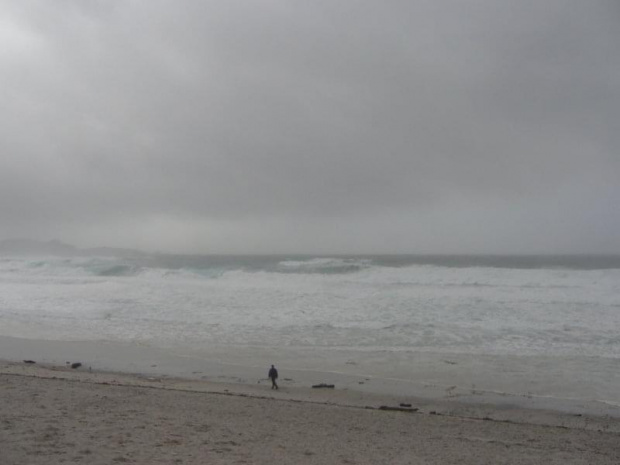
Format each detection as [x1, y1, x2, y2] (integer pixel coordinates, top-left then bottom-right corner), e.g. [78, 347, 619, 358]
[1, 256, 619, 357]
[2, 255, 619, 406]
[276, 257, 372, 273]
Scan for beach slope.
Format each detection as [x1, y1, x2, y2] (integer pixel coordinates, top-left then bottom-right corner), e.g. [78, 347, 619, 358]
[1, 362, 619, 465]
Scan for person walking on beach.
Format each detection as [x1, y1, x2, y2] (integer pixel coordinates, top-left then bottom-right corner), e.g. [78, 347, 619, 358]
[268, 364, 279, 390]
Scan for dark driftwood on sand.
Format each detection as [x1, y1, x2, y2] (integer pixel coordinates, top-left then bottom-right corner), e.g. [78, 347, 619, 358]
[312, 383, 335, 389]
[379, 406, 419, 413]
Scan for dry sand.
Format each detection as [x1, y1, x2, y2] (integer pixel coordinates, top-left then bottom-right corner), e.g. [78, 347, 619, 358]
[1, 361, 619, 464]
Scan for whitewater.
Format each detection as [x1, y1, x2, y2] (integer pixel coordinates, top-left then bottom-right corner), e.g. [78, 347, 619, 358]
[1, 254, 619, 413]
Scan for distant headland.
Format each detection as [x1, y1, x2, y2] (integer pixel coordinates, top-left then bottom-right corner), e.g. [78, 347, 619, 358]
[0, 239, 147, 258]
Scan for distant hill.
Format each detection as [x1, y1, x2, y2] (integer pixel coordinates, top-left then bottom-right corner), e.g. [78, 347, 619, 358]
[0, 239, 147, 258]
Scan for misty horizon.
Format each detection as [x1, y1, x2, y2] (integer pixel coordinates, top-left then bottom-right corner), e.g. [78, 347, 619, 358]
[2, 238, 620, 262]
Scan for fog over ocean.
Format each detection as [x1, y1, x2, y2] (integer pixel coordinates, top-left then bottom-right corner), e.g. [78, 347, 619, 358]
[1, 252, 619, 412]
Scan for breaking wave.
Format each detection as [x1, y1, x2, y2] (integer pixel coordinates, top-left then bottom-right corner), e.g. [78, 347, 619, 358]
[276, 257, 372, 274]
[2, 252, 619, 410]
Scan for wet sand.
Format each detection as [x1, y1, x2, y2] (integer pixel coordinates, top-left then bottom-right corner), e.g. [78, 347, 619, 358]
[1, 361, 619, 464]
[2, 335, 618, 419]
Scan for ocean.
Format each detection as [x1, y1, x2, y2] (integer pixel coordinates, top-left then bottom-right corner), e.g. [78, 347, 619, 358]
[1, 254, 619, 413]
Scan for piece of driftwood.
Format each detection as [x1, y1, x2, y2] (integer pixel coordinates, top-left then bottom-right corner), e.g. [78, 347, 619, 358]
[23, 360, 36, 364]
[379, 405, 419, 413]
[311, 383, 335, 389]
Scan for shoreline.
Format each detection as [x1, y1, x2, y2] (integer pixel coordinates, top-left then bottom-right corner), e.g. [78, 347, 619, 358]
[1, 334, 619, 420]
[2, 360, 620, 464]
[2, 359, 619, 433]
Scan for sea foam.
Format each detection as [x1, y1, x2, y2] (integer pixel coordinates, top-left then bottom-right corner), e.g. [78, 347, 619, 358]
[1, 254, 619, 406]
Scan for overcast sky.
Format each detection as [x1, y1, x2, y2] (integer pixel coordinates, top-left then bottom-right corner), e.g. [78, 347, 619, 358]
[1, 1, 619, 254]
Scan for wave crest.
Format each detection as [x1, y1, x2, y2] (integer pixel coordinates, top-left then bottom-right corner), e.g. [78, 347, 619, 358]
[276, 257, 372, 274]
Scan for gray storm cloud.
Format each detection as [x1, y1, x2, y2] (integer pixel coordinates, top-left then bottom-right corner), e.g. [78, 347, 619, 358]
[1, 1, 618, 253]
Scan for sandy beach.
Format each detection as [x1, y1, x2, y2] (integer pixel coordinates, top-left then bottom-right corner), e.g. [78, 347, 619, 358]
[1, 361, 619, 465]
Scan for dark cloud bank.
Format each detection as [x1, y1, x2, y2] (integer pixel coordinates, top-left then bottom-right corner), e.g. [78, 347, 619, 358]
[1, 1, 618, 254]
